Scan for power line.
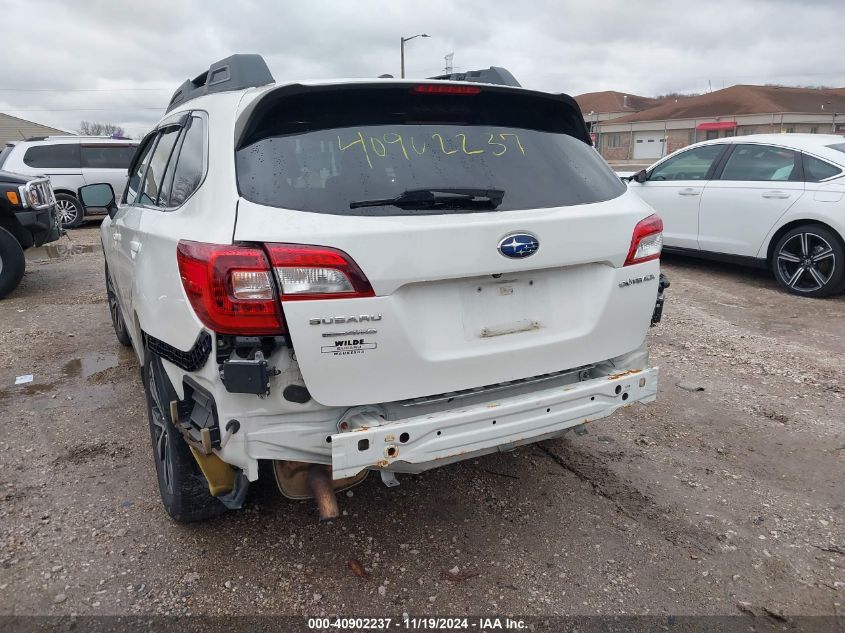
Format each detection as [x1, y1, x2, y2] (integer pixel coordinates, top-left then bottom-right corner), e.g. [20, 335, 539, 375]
[700, 70, 845, 80]
[0, 87, 171, 92]
[1, 107, 165, 112]
[2, 70, 843, 96]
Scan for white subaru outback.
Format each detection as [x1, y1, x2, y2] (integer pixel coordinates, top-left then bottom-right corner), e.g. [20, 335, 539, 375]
[80, 55, 667, 522]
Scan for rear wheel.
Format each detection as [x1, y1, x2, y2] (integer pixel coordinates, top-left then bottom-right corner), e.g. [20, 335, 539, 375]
[55, 193, 84, 229]
[0, 227, 26, 299]
[144, 351, 226, 522]
[105, 263, 131, 346]
[772, 225, 844, 297]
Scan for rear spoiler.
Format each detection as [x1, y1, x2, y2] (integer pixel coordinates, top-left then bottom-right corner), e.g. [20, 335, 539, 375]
[235, 83, 592, 149]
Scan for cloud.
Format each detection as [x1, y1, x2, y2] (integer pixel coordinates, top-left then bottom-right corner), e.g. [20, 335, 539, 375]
[2, 0, 843, 136]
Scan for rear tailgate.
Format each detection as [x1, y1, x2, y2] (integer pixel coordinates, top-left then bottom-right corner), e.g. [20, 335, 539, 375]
[235, 196, 658, 406]
[232, 82, 660, 407]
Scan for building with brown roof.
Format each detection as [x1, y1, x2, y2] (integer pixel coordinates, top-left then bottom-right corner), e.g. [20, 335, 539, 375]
[574, 91, 659, 124]
[0, 112, 69, 147]
[590, 84, 845, 161]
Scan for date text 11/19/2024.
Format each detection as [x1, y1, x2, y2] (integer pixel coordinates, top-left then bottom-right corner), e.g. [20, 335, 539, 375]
[307, 616, 528, 630]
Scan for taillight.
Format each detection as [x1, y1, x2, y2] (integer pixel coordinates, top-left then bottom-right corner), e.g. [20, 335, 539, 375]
[624, 214, 664, 266]
[412, 84, 481, 95]
[176, 241, 285, 335]
[265, 244, 374, 301]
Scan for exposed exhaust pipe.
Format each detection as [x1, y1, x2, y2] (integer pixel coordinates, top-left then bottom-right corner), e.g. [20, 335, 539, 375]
[306, 464, 340, 522]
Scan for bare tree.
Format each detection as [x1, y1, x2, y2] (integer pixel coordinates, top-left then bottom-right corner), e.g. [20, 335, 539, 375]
[652, 92, 699, 100]
[77, 121, 127, 138]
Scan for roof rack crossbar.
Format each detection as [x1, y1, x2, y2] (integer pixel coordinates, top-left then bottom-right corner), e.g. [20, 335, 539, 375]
[166, 54, 274, 113]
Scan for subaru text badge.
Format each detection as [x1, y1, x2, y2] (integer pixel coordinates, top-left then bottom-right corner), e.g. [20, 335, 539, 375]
[498, 233, 539, 259]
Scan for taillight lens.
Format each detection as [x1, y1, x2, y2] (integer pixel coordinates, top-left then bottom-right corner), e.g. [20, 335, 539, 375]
[265, 244, 374, 301]
[624, 214, 664, 266]
[176, 241, 285, 335]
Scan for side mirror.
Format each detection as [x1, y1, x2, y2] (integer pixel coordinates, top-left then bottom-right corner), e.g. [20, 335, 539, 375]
[633, 169, 648, 183]
[78, 183, 118, 219]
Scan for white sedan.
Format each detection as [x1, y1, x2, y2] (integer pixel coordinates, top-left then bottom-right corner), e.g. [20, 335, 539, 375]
[627, 134, 845, 297]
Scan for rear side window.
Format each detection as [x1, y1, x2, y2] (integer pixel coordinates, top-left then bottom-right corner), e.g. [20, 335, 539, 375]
[23, 143, 80, 169]
[803, 154, 842, 182]
[719, 145, 800, 181]
[164, 116, 205, 207]
[236, 86, 622, 215]
[80, 145, 137, 169]
[138, 127, 181, 206]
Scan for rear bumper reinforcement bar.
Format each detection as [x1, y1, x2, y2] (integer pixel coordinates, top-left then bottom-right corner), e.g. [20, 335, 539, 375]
[330, 366, 658, 479]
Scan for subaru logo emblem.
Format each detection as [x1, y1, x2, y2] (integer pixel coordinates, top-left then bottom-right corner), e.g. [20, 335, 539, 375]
[498, 232, 539, 259]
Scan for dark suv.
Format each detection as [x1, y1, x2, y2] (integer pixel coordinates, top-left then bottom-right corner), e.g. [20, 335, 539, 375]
[0, 169, 60, 297]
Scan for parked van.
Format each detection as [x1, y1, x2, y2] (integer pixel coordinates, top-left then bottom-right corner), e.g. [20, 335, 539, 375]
[0, 136, 138, 228]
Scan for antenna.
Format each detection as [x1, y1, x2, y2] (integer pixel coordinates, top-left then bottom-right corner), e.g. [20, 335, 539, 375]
[443, 52, 454, 74]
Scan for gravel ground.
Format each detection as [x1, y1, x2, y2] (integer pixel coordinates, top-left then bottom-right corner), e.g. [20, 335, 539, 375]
[0, 226, 842, 618]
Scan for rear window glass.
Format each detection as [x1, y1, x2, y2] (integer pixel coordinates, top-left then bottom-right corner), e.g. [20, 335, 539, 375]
[236, 87, 623, 215]
[23, 144, 80, 169]
[826, 143, 845, 155]
[80, 145, 137, 169]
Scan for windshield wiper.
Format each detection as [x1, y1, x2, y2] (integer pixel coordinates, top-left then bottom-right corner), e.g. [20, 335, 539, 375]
[350, 188, 505, 210]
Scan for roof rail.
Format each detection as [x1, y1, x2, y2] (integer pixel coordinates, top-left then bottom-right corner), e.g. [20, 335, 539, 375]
[166, 54, 275, 113]
[427, 66, 521, 87]
[24, 135, 128, 142]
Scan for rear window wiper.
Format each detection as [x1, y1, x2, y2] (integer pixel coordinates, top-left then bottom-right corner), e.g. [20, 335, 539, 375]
[349, 188, 505, 210]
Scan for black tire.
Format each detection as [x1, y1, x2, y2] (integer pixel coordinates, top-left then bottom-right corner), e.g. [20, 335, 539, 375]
[144, 350, 226, 522]
[0, 227, 26, 299]
[104, 263, 132, 347]
[55, 193, 84, 229]
[771, 224, 845, 298]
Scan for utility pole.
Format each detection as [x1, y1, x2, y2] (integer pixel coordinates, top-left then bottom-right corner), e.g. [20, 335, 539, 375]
[400, 33, 430, 78]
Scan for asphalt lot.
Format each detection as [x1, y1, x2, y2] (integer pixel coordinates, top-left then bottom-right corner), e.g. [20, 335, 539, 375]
[0, 225, 843, 618]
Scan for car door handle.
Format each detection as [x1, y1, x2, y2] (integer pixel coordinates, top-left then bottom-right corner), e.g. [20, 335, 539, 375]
[129, 240, 141, 256]
[762, 191, 790, 199]
[678, 188, 700, 196]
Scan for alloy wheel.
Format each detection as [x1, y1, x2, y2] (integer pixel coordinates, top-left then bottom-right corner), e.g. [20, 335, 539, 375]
[148, 366, 174, 495]
[106, 275, 121, 331]
[776, 232, 836, 293]
[55, 198, 78, 225]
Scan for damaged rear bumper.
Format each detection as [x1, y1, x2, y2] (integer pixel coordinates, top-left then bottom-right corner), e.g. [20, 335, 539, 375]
[330, 366, 658, 479]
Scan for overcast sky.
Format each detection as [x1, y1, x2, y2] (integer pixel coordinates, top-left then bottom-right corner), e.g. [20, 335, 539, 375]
[3, 0, 843, 137]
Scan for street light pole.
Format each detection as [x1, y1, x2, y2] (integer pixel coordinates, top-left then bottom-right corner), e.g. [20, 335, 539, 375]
[400, 33, 430, 78]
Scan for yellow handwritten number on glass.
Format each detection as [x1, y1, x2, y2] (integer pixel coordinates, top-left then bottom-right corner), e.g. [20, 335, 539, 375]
[338, 132, 373, 169]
